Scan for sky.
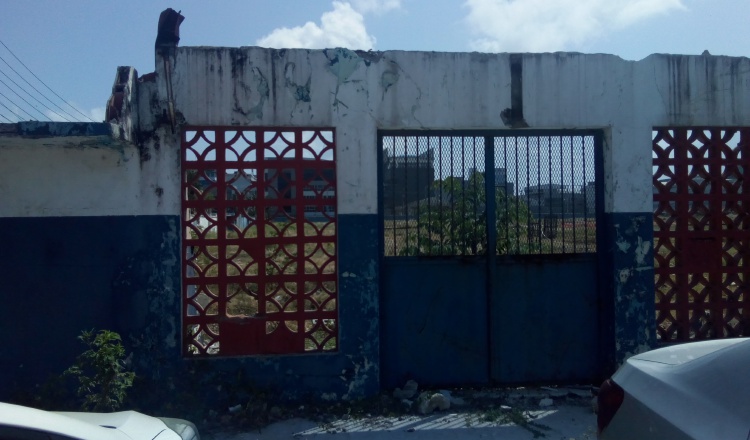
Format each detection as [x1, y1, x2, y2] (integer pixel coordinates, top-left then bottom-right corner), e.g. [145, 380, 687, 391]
[1, 0, 749, 123]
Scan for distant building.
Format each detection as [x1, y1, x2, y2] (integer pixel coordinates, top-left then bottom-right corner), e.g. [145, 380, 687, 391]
[469, 167, 515, 197]
[383, 148, 435, 217]
[264, 163, 335, 221]
[524, 183, 590, 218]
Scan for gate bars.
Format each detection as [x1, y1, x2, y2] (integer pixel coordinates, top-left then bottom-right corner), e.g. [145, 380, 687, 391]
[380, 131, 600, 258]
[653, 127, 750, 341]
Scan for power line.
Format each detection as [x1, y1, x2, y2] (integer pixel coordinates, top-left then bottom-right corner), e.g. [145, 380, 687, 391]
[0, 72, 69, 121]
[0, 54, 78, 122]
[0, 108, 14, 122]
[0, 91, 35, 120]
[0, 38, 95, 122]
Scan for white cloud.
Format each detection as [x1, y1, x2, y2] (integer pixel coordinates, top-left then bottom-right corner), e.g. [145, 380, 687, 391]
[44, 105, 105, 123]
[464, 0, 685, 52]
[44, 109, 67, 122]
[351, 0, 401, 14]
[89, 107, 105, 123]
[256, 1, 376, 50]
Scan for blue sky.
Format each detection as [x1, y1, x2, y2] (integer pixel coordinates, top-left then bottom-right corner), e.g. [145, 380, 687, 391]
[1, 0, 748, 123]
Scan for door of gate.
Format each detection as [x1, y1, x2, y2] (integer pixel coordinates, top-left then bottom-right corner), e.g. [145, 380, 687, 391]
[379, 130, 603, 388]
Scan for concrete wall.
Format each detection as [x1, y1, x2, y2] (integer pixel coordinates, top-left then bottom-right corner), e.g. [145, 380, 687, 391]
[153, 47, 750, 365]
[3, 45, 750, 402]
[0, 122, 181, 401]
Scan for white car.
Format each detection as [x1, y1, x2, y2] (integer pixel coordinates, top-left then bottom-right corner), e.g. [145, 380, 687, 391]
[0, 402, 199, 440]
[597, 337, 750, 439]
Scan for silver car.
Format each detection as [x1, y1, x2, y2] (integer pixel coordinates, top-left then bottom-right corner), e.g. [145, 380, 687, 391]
[0, 402, 199, 440]
[597, 337, 750, 439]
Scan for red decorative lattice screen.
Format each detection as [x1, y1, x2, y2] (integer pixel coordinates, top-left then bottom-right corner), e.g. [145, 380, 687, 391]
[182, 127, 337, 356]
[653, 127, 750, 342]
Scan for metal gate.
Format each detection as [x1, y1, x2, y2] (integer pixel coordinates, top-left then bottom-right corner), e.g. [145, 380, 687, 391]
[653, 127, 750, 342]
[379, 130, 603, 388]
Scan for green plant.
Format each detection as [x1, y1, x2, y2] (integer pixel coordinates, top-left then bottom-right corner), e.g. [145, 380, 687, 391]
[64, 329, 135, 412]
[401, 171, 538, 256]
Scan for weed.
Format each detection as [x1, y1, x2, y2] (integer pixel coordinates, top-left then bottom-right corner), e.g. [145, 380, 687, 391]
[64, 329, 135, 411]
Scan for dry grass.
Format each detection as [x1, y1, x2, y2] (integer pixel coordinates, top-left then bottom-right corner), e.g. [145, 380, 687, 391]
[186, 220, 337, 350]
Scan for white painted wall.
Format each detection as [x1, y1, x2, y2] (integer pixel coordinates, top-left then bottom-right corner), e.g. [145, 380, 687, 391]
[0, 135, 179, 217]
[5, 49, 749, 218]
[150, 47, 750, 215]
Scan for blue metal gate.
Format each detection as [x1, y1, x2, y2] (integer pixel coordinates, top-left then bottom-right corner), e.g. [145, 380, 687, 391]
[379, 130, 604, 388]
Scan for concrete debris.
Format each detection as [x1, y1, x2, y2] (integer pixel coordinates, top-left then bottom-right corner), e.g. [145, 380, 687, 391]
[540, 386, 568, 398]
[541, 386, 593, 399]
[393, 380, 419, 400]
[417, 392, 451, 414]
[507, 387, 548, 400]
[539, 397, 554, 408]
[440, 389, 466, 406]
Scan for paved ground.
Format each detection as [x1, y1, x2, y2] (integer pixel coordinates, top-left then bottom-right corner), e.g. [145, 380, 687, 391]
[207, 387, 597, 440]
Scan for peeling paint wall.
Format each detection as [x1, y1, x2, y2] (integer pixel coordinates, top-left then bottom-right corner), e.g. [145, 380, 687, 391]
[154, 47, 750, 371]
[0, 122, 182, 399]
[4, 45, 750, 401]
[161, 49, 750, 215]
[0, 122, 176, 217]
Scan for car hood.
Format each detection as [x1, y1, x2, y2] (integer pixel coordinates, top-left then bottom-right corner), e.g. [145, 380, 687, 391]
[0, 402, 180, 440]
[628, 337, 747, 365]
[57, 410, 181, 439]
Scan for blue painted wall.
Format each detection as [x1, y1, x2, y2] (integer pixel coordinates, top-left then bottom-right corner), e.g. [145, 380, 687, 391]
[0, 213, 380, 404]
[0, 215, 180, 399]
[603, 212, 656, 367]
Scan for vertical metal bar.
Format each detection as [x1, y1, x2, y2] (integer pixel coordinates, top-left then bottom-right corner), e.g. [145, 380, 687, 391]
[484, 135, 497, 383]
[473, 138, 479, 253]
[461, 136, 467, 255]
[503, 137, 509, 254]
[583, 136, 589, 251]
[439, 136, 444, 255]
[559, 136, 566, 252]
[404, 137, 410, 255]
[514, 137, 520, 253]
[571, 136, 577, 249]
[525, 137, 531, 253]
[547, 136, 554, 252]
[416, 136, 421, 256]
[426, 137, 432, 256]
[450, 136, 455, 253]
[536, 136, 542, 254]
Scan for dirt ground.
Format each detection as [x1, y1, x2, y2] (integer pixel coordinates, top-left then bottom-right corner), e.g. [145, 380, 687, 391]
[204, 385, 598, 440]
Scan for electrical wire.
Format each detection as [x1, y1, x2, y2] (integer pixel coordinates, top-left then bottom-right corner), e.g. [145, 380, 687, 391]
[0, 92, 34, 120]
[0, 75, 67, 121]
[0, 54, 78, 122]
[0, 38, 94, 122]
